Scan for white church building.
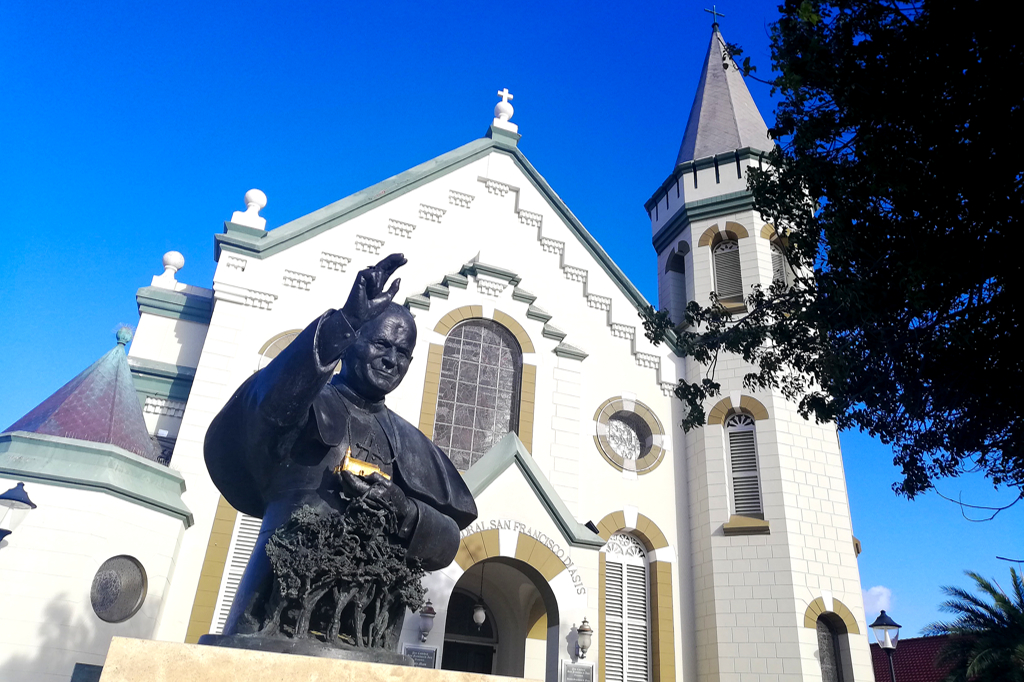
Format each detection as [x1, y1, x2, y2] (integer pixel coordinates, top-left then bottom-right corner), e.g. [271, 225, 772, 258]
[0, 24, 873, 682]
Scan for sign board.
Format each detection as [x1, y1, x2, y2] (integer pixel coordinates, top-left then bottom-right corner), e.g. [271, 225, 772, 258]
[561, 661, 595, 682]
[402, 644, 437, 669]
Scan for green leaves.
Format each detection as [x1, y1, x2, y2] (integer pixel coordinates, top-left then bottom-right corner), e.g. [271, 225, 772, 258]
[645, 0, 1023, 500]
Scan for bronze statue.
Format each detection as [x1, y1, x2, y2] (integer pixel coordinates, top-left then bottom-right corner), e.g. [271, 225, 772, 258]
[200, 254, 477, 663]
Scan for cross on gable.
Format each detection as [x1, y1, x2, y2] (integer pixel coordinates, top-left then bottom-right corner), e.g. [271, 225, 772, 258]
[704, 5, 725, 24]
[496, 88, 514, 103]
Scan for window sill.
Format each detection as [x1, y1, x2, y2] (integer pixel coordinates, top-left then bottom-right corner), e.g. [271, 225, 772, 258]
[722, 515, 770, 536]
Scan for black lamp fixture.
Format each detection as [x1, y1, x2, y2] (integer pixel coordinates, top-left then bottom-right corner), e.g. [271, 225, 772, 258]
[0, 482, 37, 546]
[870, 610, 901, 682]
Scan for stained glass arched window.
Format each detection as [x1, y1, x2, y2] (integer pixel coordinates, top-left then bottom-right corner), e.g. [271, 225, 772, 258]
[431, 320, 522, 471]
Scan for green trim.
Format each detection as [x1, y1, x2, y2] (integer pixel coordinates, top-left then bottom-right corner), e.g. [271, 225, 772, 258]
[0, 431, 193, 527]
[553, 343, 589, 361]
[425, 284, 450, 299]
[512, 287, 537, 304]
[645, 147, 767, 211]
[651, 190, 756, 255]
[404, 294, 431, 311]
[463, 433, 605, 548]
[128, 358, 195, 403]
[215, 138, 498, 261]
[443, 273, 469, 289]
[223, 221, 267, 238]
[461, 261, 522, 285]
[542, 324, 567, 341]
[136, 286, 214, 324]
[526, 305, 552, 323]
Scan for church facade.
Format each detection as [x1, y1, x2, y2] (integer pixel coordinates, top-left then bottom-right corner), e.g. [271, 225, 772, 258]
[0, 26, 873, 682]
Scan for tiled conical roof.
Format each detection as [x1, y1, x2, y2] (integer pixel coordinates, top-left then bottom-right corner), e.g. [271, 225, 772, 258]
[3, 330, 158, 461]
[676, 25, 773, 166]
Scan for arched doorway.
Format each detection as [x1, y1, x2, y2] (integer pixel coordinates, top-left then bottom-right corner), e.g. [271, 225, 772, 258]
[442, 557, 559, 680]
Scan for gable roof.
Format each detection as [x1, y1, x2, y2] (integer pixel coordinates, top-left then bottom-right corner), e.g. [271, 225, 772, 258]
[676, 25, 772, 165]
[3, 333, 158, 462]
[214, 127, 659, 336]
[463, 432, 605, 548]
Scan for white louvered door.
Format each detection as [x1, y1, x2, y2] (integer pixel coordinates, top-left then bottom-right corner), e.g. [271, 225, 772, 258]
[603, 534, 651, 682]
[727, 414, 763, 517]
[770, 242, 787, 285]
[210, 512, 263, 634]
[713, 240, 743, 299]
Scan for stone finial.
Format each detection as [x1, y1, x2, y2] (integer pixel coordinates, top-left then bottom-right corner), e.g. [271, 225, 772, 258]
[153, 250, 185, 288]
[492, 88, 518, 133]
[231, 188, 268, 230]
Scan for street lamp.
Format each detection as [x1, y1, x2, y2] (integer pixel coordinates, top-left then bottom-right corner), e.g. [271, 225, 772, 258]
[418, 600, 436, 642]
[0, 482, 37, 545]
[870, 610, 901, 682]
[576, 618, 593, 659]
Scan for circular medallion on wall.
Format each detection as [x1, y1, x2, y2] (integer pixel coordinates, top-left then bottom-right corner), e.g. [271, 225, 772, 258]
[91, 555, 148, 623]
[593, 397, 666, 474]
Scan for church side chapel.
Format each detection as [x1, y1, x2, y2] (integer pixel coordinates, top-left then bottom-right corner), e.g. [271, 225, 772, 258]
[0, 23, 873, 682]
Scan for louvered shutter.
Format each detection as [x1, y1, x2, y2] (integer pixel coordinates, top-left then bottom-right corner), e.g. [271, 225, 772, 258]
[771, 243, 786, 285]
[210, 512, 263, 634]
[604, 562, 625, 682]
[713, 241, 743, 299]
[727, 416, 763, 518]
[603, 534, 650, 682]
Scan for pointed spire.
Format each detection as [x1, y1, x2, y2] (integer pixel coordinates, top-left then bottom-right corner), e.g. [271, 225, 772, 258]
[3, 329, 159, 461]
[676, 24, 772, 166]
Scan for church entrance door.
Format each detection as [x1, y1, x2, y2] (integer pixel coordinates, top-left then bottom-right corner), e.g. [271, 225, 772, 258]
[441, 557, 559, 680]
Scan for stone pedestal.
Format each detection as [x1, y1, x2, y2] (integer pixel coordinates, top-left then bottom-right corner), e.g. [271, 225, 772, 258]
[98, 637, 536, 682]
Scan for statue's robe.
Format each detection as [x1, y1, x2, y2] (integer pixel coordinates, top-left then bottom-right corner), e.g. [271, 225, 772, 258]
[204, 309, 477, 636]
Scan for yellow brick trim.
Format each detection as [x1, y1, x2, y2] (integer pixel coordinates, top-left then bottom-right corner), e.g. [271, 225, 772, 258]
[432, 305, 484, 335]
[708, 395, 770, 425]
[649, 562, 676, 682]
[257, 329, 302, 356]
[518, 363, 536, 453]
[596, 512, 670, 553]
[760, 223, 777, 240]
[739, 395, 770, 420]
[493, 309, 535, 353]
[803, 597, 861, 634]
[724, 221, 750, 239]
[706, 397, 734, 426]
[184, 496, 238, 643]
[698, 222, 749, 248]
[417, 343, 445, 439]
[723, 514, 771, 535]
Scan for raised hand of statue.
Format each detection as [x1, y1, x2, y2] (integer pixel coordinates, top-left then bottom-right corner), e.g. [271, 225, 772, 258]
[342, 253, 407, 331]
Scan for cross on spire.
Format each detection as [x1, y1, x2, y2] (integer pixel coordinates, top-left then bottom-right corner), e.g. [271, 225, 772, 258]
[496, 88, 514, 103]
[704, 5, 725, 26]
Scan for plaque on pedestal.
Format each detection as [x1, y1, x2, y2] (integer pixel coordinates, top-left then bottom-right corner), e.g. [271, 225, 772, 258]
[402, 644, 438, 669]
[561, 660, 595, 682]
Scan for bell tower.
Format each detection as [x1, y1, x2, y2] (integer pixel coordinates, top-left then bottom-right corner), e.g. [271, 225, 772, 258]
[647, 21, 875, 682]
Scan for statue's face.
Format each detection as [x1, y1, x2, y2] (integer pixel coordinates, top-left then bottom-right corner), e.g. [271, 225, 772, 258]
[340, 307, 416, 401]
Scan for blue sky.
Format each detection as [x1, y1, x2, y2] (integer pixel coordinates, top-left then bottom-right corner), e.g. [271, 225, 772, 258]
[1, 0, 1019, 639]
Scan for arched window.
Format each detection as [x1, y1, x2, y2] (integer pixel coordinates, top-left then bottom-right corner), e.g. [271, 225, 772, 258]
[713, 240, 743, 301]
[726, 413, 763, 518]
[432, 320, 522, 471]
[770, 241, 788, 286]
[817, 616, 845, 682]
[603, 533, 651, 682]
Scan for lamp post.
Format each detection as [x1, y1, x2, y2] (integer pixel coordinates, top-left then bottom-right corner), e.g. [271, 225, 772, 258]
[870, 610, 901, 682]
[0, 482, 37, 546]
